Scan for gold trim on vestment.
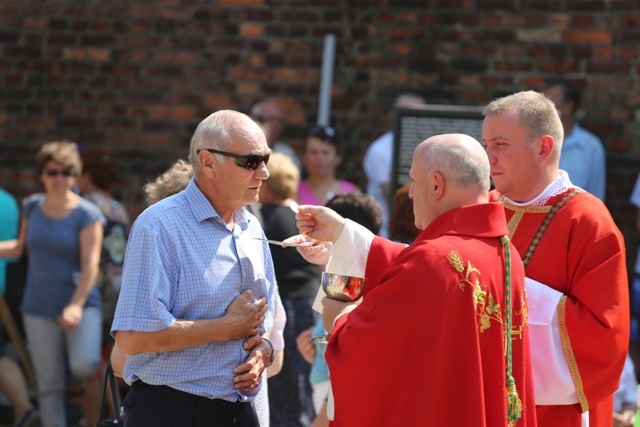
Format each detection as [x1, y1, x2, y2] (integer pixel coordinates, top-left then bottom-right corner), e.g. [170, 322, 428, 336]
[500, 201, 552, 239]
[557, 295, 589, 413]
[502, 191, 580, 268]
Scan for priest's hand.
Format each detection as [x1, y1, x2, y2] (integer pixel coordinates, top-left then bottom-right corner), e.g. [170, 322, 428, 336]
[322, 297, 356, 333]
[282, 235, 333, 265]
[296, 205, 346, 243]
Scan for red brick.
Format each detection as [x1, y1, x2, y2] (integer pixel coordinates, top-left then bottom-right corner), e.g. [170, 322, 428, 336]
[594, 46, 614, 59]
[483, 15, 502, 26]
[63, 47, 110, 62]
[240, 22, 263, 37]
[219, 0, 263, 5]
[394, 44, 412, 56]
[5, 74, 21, 85]
[539, 61, 577, 73]
[388, 28, 425, 40]
[93, 21, 109, 31]
[25, 16, 46, 30]
[564, 29, 611, 44]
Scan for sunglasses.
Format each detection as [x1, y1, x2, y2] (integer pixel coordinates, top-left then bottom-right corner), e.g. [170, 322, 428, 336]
[308, 126, 337, 141]
[197, 148, 270, 171]
[44, 169, 75, 177]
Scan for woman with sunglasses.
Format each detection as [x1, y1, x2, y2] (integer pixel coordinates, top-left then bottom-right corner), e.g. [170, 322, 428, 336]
[0, 141, 105, 427]
[298, 126, 359, 206]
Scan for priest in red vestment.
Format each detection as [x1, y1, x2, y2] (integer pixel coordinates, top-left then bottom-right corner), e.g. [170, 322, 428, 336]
[483, 90, 628, 426]
[294, 134, 537, 426]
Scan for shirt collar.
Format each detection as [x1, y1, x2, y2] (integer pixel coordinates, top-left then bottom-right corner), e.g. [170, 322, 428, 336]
[501, 171, 574, 207]
[184, 179, 250, 230]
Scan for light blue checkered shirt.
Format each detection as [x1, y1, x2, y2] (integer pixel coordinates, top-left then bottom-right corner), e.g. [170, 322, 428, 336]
[111, 179, 276, 402]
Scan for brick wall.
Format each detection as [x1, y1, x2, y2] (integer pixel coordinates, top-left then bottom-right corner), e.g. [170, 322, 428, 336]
[1, 0, 639, 263]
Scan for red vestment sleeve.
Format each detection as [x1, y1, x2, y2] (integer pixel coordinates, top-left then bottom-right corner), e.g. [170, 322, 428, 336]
[363, 236, 406, 297]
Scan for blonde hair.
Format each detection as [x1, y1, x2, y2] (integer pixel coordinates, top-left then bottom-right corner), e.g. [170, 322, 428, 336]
[265, 153, 299, 199]
[483, 90, 564, 157]
[36, 141, 82, 176]
[143, 159, 193, 205]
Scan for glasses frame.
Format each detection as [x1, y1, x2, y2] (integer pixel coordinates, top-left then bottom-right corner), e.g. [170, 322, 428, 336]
[197, 148, 270, 171]
[43, 168, 75, 178]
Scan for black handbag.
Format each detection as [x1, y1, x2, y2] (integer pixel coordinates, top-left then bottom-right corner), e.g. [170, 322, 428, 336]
[96, 363, 123, 426]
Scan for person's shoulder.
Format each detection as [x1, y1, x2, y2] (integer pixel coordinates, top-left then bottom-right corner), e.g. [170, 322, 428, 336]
[22, 193, 43, 215]
[403, 236, 450, 262]
[574, 123, 605, 147]
[339, 180, 359, 192]
[561, 189, 620, 231]
[77, 196, 106, 223]
[0, 188, 17, 203]
[365, 131, 393, 153]
[0, 189, 19, 213]
[136, 193, 193, 229]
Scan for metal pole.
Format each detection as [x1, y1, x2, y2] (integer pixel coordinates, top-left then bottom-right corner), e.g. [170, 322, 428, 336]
[317, 33, 336, 126]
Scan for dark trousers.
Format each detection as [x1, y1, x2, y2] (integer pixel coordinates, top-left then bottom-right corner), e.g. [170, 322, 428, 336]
[123, 381, 259, 427]
[269, 296, 317, 426]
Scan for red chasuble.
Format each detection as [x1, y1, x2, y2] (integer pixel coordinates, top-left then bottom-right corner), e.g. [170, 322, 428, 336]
[489, 189, 629, 427]
[325, 203, 536, 427]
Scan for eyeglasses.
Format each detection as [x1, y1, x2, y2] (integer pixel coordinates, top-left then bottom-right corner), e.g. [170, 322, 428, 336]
[308, 126, 337, 141]
[197, 148, 270, 171]
[44, 169, 75, 177]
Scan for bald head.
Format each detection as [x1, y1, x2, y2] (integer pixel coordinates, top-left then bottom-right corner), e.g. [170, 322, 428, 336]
[417, 133, 490, 192]
[410, 134, 490, 229]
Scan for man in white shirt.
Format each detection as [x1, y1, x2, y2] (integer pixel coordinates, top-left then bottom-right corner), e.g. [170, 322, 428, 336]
[363, 91, 425, 237]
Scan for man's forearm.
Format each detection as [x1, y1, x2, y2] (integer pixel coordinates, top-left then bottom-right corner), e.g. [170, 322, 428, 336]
[115, 316, 240, 355]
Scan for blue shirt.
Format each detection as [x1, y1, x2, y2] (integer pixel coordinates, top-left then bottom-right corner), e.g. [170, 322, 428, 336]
[21, 194, 104, 317]
[559, 122, 606, 201]
[111, 179, 276, 402]
[0, 189, 19, 294]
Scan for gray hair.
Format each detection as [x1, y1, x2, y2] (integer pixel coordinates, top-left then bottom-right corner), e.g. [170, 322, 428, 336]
[188, 110, 238, 175]
[483, 90, 564, 157]
[421, 136, 490, 193]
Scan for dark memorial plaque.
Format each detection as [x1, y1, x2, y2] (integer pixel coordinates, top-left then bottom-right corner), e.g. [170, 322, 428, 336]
[390, 104, 484, 216]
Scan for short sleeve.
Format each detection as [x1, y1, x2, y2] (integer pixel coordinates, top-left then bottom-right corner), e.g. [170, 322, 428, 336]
[21, 193, 43, 219]
[79, 199, 106, 228]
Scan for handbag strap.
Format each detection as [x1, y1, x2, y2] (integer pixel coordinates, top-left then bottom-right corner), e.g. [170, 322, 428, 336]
[98, 362, 121, 422]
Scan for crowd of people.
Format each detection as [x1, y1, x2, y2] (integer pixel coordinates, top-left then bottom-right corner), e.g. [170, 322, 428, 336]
[0, 85, 635, 427]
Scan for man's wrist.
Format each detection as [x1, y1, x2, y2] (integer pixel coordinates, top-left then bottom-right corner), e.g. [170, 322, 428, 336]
[262, 337, 274, 367]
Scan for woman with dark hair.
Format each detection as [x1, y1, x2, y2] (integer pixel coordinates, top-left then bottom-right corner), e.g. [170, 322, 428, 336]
[298, 126, 359, 206]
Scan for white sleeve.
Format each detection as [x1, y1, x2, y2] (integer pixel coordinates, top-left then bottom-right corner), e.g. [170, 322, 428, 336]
[268, 292, 286, 351]
[527, 277, 579, 405]
[311, 219, 375, 312]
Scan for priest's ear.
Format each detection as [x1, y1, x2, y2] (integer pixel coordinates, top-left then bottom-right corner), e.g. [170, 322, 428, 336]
[537, 135, 555, 162]
[432, 171, 445, 200]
